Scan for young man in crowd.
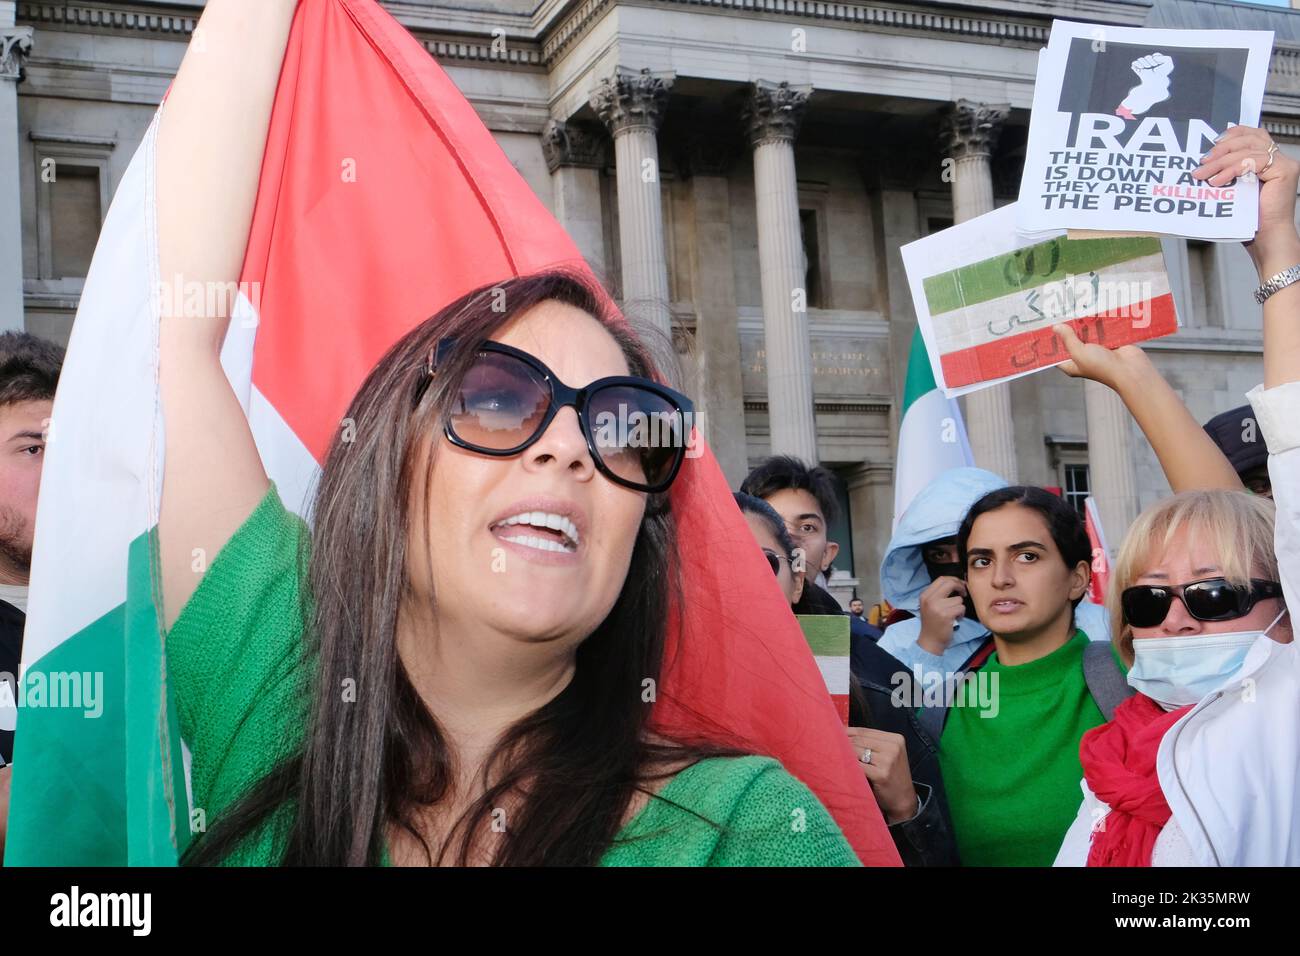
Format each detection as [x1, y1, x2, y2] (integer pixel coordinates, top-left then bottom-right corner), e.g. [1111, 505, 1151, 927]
[0, 332, 64, 856]
[740, 455, 845, 614]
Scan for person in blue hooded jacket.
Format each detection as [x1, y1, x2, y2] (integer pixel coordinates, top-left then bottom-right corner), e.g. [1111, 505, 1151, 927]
[878, 467, 1112, 681]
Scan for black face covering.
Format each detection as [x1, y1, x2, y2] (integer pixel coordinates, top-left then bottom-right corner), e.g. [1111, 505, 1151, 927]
[923, 558, 979, 623]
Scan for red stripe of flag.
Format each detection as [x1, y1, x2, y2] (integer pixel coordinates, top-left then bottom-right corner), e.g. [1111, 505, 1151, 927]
[939, 293, 1178, 389]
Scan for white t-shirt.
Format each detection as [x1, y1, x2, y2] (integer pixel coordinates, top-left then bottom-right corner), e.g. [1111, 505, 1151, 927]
[0, 583, 27, 613]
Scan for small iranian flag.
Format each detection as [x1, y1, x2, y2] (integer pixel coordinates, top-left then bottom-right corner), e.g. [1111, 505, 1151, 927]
[922, 233, 1177, 392]
[893, 329, 975, 527]
[5, 0, 898, 866]
[797, 615, 850, 725]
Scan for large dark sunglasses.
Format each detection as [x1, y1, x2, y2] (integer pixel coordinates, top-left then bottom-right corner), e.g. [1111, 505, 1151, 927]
[1121, 577, 1283, 628]
[416, 339, 695, 494]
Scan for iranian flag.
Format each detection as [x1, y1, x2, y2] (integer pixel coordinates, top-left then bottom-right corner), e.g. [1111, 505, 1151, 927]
[922, 233, 1178, 392]
[5, 0, 898, 866]
[797, 616, 850, 724]
[893, 329, 975, 527]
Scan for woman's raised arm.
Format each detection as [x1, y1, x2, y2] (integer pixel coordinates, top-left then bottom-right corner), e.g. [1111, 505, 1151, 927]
[156, 0, 298, 626]
[1051, 327, 1243, 493]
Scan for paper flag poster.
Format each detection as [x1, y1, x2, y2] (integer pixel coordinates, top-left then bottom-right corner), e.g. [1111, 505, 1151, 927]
[798, 615, 851, 725]
[901, 203, 1179, 397]
[1017, 19, 1273, 241]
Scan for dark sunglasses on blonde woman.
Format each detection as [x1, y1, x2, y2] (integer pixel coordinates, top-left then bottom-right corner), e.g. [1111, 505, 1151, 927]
[415, 338, 695, 493]
[1121, 577, 1284, 628]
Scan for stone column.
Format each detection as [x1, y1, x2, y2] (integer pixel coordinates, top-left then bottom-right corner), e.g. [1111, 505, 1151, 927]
[940, 99, 1016, 481]
[1084, 380, 1140, 548]
[541, 118, 608, 279]
[590, 68, 673, 340]
[746, 80, 817, 464]
[0, 5, 32, 332]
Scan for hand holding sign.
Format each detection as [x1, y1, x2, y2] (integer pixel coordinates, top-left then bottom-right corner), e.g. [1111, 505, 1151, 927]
[1052, 322, 1154, 393]
[900, 204, 1178, 398]
[1018, 20, 1274, 240]
[1202, 125, 1300, 274]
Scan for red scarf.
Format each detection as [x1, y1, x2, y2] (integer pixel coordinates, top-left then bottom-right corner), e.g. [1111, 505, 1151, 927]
[1079, 694, 1193, 867]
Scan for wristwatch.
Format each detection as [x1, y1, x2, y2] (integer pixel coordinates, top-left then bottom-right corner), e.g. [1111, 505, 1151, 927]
[1254, 263, 1300, 304]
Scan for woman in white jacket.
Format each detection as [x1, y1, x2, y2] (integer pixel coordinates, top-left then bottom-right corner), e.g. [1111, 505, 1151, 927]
[1051, 123, 1300, 866]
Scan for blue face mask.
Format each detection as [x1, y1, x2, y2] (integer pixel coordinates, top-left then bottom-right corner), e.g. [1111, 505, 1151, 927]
[1127, 608, 1289, 709]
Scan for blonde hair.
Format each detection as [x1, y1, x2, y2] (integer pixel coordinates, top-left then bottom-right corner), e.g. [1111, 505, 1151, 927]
[1109, 490, 1279, 666]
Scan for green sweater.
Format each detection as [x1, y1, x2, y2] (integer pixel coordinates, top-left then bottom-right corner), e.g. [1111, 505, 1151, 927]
[938, 630, 1104, 867]
[166, 483, 859, 867]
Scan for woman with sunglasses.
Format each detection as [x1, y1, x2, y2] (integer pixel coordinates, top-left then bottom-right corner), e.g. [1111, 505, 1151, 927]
[1052, 124, 1300, 866]
[733, 493, 806, 606]
[151, 0, 859, 866]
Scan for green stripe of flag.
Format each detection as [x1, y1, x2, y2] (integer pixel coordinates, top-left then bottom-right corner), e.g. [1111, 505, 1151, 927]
[124, 527, 190, 865]
[4, 527, 187, 866]
[922, 235, 1162, 315]
[797, 614, 850, 657]
[4, 602, 127, 865]
[901, 328, 937, 418]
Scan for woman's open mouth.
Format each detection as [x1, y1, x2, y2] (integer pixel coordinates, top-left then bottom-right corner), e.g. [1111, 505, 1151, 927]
[990, 599, 1024, 614]
[490, 510, 580, 555]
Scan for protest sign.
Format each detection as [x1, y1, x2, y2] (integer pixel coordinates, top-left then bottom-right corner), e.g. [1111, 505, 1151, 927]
[798, 615, 850, 725]
[1017, 20, 1274, 240]
[901, 204, 1179, 397]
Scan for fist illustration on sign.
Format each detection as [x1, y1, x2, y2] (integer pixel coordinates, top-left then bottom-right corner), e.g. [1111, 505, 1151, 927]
[1116, 53, 1173, 120]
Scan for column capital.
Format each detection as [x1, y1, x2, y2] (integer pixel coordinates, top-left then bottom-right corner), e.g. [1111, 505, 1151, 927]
[939, 99, 1011, 160]
[589, 68, 674, 137]
[1, 25, 33, 83]
[744, 80, 812, 148]
[541, 119, 607, 173]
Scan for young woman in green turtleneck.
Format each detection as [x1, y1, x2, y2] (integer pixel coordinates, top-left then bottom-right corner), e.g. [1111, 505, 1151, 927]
[938, 486, 1103, 866]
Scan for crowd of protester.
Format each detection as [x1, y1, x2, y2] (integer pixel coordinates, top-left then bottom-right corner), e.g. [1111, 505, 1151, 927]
[722, 119, 1300, 867]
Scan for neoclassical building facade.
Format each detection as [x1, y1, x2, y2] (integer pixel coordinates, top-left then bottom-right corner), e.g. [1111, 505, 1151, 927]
[3, 0, 1299, 603]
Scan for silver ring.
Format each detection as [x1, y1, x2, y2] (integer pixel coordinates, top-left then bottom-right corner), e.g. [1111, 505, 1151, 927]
[859, 748, 873, 765]
[1264, 141, 1279, 173]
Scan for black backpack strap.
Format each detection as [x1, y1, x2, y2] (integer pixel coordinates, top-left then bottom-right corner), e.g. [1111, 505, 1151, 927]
[1082, 639, 1134, 721]
[916, 691, 946, 742]
[915, 634, 995, 742]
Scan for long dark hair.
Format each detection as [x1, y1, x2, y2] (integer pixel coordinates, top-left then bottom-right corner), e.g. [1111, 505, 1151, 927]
[956, 485, 1092, 616]
[183, 270, 740, 867]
